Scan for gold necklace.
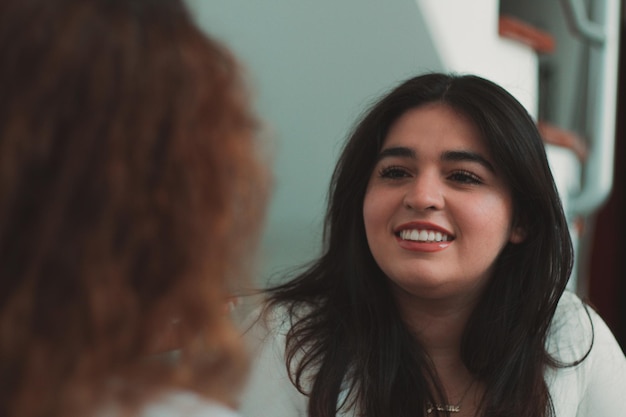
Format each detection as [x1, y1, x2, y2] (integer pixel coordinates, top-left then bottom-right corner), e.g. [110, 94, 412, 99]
[426, 379, 475, 414]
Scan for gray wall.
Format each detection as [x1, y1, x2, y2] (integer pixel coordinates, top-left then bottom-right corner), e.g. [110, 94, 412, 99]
[187, 1, 443, 284]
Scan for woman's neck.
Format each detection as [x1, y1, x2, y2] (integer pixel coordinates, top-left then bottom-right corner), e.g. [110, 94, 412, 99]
[392, 285, 480, 398]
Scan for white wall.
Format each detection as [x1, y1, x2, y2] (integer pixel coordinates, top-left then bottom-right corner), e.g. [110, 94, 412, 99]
[417, 0, 539, 118]
[187, 1, 443, 284]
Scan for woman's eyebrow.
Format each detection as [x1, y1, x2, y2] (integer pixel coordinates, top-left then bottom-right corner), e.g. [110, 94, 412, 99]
[376, 146, 415, 161]
[441, 150, 495, 173]
[376, 147, 494, 172]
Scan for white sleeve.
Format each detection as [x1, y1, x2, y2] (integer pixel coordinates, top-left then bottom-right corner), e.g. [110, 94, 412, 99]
[574, 307, 626, 416]
[238, 309, 309, 417]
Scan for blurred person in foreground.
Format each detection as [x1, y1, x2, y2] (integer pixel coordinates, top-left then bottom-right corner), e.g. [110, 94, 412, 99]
[0, 0, 268, 416]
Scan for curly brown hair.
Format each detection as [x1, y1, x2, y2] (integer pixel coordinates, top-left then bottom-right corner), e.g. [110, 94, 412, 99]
[0, 0, 267, 416]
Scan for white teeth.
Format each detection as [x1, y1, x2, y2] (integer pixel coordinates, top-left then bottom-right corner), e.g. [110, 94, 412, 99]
[399, 229, 451, 242]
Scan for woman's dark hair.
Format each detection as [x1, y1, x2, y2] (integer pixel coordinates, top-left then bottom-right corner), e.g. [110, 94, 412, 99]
[0, 0, 267, 416]
[267, 73, 574, 417]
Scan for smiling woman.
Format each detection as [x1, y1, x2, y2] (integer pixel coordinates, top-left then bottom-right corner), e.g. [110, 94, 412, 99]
[240, 73, 626, 417]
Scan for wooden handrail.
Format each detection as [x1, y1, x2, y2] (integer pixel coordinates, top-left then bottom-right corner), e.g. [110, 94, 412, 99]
[499, 15, 556, 54]
[537, 121, 589, 162]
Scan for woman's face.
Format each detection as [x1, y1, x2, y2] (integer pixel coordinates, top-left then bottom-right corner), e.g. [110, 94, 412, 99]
[363, 103, 524, 302]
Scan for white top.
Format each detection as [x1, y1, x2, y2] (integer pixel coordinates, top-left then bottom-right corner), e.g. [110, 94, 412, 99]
[239, 291, 626, 417]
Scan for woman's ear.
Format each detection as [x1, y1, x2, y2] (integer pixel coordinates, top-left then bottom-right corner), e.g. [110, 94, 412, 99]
[509, 224, 526, 244]
[509, 210, 528, 244]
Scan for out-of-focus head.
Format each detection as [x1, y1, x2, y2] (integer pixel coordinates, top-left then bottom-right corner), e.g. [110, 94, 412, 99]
[0, 0, 267, 415]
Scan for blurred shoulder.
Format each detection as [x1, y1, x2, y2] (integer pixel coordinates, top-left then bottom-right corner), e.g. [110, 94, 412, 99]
[141, 392, 241, 417]
[99, 392, 241, 417]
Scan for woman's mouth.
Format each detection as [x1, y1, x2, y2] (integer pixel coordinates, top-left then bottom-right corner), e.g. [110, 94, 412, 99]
[398, 229, 452, 242]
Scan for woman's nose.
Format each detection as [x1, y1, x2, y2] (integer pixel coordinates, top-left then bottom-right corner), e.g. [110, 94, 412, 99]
[402, 173, 444, 211]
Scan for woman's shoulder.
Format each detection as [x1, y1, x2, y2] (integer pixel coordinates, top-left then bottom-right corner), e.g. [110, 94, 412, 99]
[547, 290, 623, 361]
[239, 298, 314, 341]
[238, 300, 307, 374]
[238, 301, 311, 417]
[547, 290, 596, 361]
[239, 301, 294, 345]
[546, 291, 626, 415]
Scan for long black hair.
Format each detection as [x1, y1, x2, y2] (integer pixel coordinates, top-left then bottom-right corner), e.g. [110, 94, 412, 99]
[266, 73, 574, 417]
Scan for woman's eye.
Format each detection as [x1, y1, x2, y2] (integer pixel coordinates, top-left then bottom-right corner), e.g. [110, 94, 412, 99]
[449, 170, 482, 185]
[379, 166, 410, 179]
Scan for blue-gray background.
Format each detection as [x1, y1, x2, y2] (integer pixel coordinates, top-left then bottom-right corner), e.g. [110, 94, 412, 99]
[187, 1, 443, 283]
